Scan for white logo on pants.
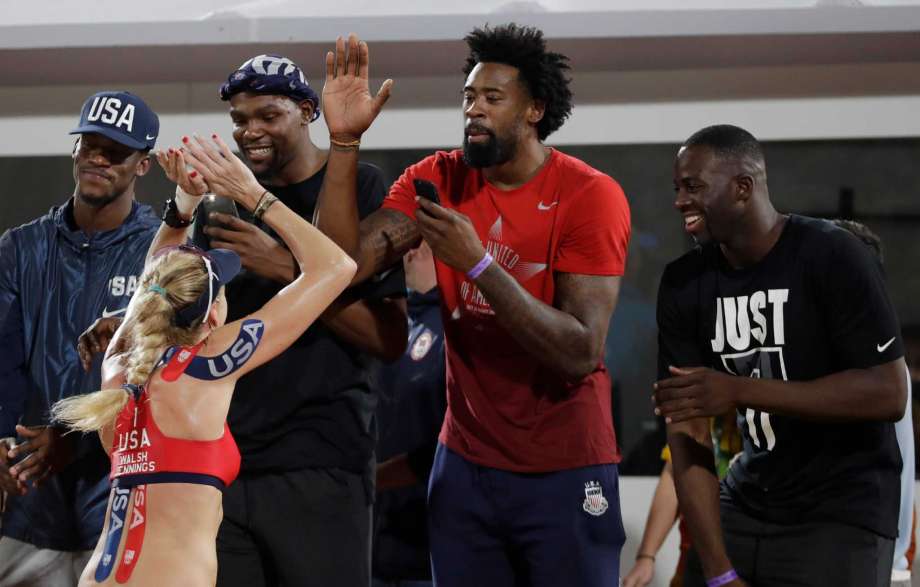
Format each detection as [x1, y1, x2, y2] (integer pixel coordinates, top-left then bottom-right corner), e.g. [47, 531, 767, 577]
[583, 481, 608, 516]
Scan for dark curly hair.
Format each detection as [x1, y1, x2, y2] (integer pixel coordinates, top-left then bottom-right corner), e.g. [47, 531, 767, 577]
[463, 23, 573, 141]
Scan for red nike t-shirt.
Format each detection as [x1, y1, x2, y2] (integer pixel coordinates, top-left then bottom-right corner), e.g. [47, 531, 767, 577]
[384, 149, 631, 472]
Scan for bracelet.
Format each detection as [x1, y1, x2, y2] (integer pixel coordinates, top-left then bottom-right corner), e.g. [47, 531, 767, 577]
[252, 189, 269, 212]
[329, 136, 361, 151]
[252, 191, 278, 222]
[636, 553, 655, 562]
[706, 569, 739, 587]
[466, 251, 493, 280]
[251, 189, 270, 219]
[252, 192, 278, 221]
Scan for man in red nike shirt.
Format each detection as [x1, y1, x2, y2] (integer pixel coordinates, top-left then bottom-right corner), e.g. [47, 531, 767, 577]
[317, 24, 631, 586]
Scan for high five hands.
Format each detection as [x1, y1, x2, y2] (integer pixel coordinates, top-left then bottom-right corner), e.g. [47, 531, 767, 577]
[155, 146, 210, 197]
[322, 33, 393, 143]
[168, 135, 293, 281]
[180, 134, 262, 210]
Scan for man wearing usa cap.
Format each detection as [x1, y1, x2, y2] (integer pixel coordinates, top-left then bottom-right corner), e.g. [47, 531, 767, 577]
[0, 90, 160, 585]
[196, 54, 407, 586]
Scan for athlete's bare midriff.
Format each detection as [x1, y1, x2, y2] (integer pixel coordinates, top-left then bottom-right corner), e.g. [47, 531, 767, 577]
[80, 482, 224, 586]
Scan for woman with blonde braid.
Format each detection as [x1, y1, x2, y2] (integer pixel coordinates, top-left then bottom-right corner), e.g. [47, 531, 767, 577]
[52, 134, 356, 586]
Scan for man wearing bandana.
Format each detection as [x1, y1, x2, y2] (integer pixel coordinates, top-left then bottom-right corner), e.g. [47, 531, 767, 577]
[201, 55, 408, 587]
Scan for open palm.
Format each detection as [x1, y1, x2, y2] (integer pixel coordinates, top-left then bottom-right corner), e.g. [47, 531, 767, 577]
[322, 34, 393, 140]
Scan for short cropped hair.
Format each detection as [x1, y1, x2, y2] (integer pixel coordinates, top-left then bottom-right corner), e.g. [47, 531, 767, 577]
[684, 124, 766, 167]
[463, 23, 573, 141]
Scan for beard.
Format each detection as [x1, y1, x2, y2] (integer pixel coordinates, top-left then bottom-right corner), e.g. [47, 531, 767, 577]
[462, 129, 517, 169]
[244, 148, 293, 184]
[76, 186, 122, 209]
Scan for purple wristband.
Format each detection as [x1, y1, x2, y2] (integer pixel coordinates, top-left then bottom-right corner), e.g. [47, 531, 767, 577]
[466, 251, 493, 280]
[706, 569, 738, 587]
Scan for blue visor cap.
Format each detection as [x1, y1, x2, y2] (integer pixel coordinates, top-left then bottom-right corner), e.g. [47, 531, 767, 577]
[219, 54, 320, 121]
[70, 91, 159, 150]
[168, 246, 242, 328]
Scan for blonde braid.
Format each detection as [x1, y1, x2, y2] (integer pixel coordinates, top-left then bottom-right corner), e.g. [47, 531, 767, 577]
[124, 292, 173, 386]
[52, 251, 210, 433]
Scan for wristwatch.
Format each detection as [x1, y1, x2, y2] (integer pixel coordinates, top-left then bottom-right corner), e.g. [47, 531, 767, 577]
[161, 198, 197, 228]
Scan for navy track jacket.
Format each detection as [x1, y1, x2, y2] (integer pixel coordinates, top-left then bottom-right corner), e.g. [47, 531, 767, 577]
[0, 198, 158, 550]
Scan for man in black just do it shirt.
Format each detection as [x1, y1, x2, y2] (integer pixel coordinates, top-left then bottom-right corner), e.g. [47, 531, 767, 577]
[655, 124, 907, 587]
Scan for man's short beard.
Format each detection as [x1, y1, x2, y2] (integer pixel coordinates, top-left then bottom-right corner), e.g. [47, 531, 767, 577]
[245, 150, 288, 183]
[77, 190, 121, 209]
[462, 132, 516, 169]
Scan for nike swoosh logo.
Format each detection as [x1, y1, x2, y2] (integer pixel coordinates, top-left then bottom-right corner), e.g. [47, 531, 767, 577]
[877, 337, 896, 353]
[537, 201, 558, 211]
[101, 307, 126, 318]
[146, 134, 156, 140]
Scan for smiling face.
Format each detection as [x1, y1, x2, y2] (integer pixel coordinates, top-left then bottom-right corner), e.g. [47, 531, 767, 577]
[229, 93, 312, 181]
[461, 62, 541, 168]
[672, 145, 748, 245]
[72, 133, 149, 208]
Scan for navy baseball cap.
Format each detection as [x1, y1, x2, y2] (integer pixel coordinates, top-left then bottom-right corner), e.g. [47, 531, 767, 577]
[152, 245, 241, 327]
[219, 54, 320, 121]
[70, 91, 159, 151]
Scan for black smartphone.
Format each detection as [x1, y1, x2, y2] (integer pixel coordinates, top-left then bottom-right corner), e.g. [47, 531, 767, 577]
[197, 194, 241, 249]
[199, 194, 240, 226]
[413, 179, 441, 205]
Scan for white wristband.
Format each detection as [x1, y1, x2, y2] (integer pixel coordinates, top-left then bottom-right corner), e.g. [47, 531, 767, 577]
[175, 186, 201, 217]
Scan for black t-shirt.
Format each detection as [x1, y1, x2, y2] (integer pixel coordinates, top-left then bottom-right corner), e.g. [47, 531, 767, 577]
[195, 162, 406, 477]
[657, 214, 904, 538]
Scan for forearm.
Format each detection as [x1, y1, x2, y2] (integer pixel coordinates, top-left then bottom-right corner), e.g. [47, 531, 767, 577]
[735, 358, 907, 422]
[667, 418, 734, 579]
[352, 210, 421, 285]
[261, 198, 353, 277]
[321, 296, 407, 362]
[313, 145, 361, 260]
[145, 223, 190, 264]
[146, 188, 199, 262]
[635, 461, 680, 558]
[312, 149, 419, 287]
[474, 264, 601, 381]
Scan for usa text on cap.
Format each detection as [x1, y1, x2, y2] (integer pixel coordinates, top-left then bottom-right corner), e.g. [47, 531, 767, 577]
[70, 91, 159, 151]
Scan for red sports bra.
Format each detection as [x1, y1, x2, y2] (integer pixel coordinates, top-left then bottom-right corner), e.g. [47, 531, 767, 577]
[109, 384, 240, 489]
[96, 329, 260, 584]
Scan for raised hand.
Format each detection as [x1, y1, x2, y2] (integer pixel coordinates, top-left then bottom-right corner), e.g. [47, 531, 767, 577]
[181, 134, 263, 210]
[155, 147, 210, 196]
[322, 33, 393, 141]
